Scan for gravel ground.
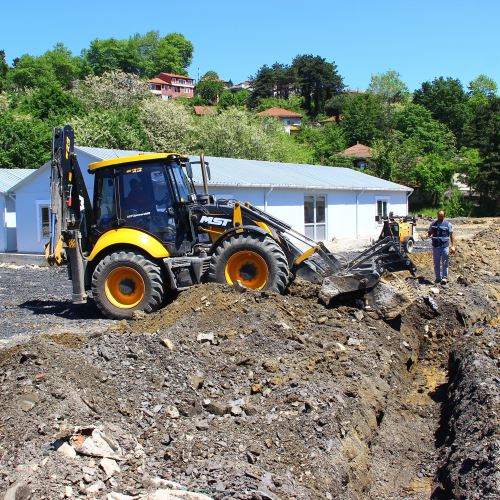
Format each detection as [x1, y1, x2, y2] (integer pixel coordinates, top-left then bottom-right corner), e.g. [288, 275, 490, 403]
[0, 265, 113, 347]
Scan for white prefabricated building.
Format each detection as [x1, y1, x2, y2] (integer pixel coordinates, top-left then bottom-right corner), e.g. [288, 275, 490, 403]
[10, 147, 412, 254]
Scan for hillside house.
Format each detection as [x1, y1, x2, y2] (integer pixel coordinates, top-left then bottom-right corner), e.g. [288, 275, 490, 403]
[341, 143, 373, 170]
[148, 72, 195, 100]
[193, 106, 218, 116]
[256, 107, 303, 134]
[229, 81, 254, 93]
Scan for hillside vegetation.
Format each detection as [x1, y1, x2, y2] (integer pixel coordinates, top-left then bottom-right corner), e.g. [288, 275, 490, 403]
[0, 32, 498, 214]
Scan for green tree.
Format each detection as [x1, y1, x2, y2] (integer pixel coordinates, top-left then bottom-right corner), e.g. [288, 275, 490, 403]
[291, 54, 344, 116]
[413, 76, 468, 144]
[9, 44, 86, 90]
[162, 33, 194, 69]
[464, 96, 500, 212]
[324, 93, 349, 120]
[0, 50, 8, 91]
[255, 96, 304, 113]
[468, 74, 497, 98]
[368, 70, 410, 104]
[8, 54, 56, 89]
[149, 37, 185, 76]
[412, 154, 456, 204]
[40, 43, 83, 88]
[371, 130, 420, 181]
[195, 73, 224, 103]
[467, 75, 498, 116]
[18, 81, 84, 121]
[395, 103, 456, 157]
[250, 63, 293, 106]
[297, 123, 346, 164]
[218, 90, 250, 109]
[0, 112, 51, 168]
[84, 38, 134, 75]
[371, 105, 457, 189]
[84, 32, 193, 77]
[342, 92, 384, 145]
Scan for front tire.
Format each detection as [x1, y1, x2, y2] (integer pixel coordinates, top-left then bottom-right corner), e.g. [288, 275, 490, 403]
[91, 251, 164, 319]
[208, 233, 289, 292]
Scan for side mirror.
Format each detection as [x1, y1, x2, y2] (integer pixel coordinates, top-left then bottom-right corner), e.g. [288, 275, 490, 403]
[186, 162, 193, 179]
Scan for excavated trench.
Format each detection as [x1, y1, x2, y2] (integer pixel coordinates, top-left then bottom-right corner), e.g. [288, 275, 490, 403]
[0, 221, 498, 499]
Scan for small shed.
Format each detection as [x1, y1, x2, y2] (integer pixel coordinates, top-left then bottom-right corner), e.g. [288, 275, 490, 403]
[12, 148, 412, 253]
[0, 169, 35, 252]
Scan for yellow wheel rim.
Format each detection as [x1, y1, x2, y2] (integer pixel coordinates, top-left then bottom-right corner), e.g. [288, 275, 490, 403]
[224, 251, 269, 289]
[105, 267, 145, 309]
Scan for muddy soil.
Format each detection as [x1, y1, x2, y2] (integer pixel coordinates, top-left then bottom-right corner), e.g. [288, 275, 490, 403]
[0, 220, 498, 499]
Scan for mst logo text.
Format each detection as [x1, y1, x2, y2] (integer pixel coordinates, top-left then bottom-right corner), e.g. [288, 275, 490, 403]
[199, 215, 232, 227]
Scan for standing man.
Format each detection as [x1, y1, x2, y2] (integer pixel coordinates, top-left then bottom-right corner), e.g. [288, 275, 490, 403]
[428, 210, 456, 284]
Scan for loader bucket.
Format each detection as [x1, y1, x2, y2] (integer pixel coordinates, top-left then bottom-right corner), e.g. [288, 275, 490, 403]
[293, 237, 416, 302]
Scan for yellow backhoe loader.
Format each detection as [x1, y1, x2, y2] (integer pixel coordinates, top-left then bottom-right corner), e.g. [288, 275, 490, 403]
[46, 126, 416, 319]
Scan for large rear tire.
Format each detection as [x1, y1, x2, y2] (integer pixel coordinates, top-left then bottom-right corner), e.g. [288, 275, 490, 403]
[208, 233, 289, 292]
[91, 251, 164, 319]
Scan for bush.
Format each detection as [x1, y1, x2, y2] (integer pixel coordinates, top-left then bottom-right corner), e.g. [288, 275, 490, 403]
[71, 71, 152, 111]
[443, 188, 474, 217]
[71, 108, 147, 150]
[139, 99, 194, 153]
[0, 112, 51, 168]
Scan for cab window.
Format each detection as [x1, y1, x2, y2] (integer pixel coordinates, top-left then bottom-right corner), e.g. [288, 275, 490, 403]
[119, 164, 176, 242]
[94, 169, 116, 230]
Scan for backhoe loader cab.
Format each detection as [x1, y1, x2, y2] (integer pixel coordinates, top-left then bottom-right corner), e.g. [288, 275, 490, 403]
[47, 125, 416, 319]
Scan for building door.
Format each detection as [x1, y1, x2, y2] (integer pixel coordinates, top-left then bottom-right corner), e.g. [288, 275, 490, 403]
[304, 195, 326, 241]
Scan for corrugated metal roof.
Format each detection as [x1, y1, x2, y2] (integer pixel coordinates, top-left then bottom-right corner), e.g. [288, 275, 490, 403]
[0, 169, 35, 193]
[77, 146, 145, 161]
[76, 147, 411, 192]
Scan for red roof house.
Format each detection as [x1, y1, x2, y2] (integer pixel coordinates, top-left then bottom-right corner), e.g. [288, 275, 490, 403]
[256, 107, 302, 134]
[193, 106, 218, 116]
[341, 143, 372, 158]
[148, 72, 195, 100]
[341, 143, 373, 170]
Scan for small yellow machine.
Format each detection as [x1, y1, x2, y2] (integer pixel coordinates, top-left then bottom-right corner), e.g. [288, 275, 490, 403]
[377, 214, 417, 253]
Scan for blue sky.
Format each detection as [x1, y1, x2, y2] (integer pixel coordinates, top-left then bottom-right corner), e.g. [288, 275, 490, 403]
[2, 0, 499, 91]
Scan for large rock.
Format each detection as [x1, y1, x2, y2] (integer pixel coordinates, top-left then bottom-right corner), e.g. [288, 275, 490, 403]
[366, 279, 414, 320]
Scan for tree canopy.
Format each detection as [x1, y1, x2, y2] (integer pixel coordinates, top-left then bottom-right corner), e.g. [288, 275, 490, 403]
[0, 33, 498, 214]
[413, 77, 468, 144]
[83, 31, 193, 77]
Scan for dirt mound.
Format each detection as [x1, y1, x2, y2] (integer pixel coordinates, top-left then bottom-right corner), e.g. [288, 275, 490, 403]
[0, 279, 428, 499]
[0, 221, 498, 499]
[435, 324, 500, 499]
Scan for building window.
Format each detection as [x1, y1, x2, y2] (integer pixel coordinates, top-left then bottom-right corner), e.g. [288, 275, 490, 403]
[377, 200, 388, 218]
[179, 79, 185, 84]
[161, 84, 168, 90]
[40, 205, 50, 240]
[185, 88, 191, 93]
[304, 195, 326, 241]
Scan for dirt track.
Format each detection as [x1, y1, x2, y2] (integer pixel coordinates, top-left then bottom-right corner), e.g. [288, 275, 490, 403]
[0, 219, 498, 499]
